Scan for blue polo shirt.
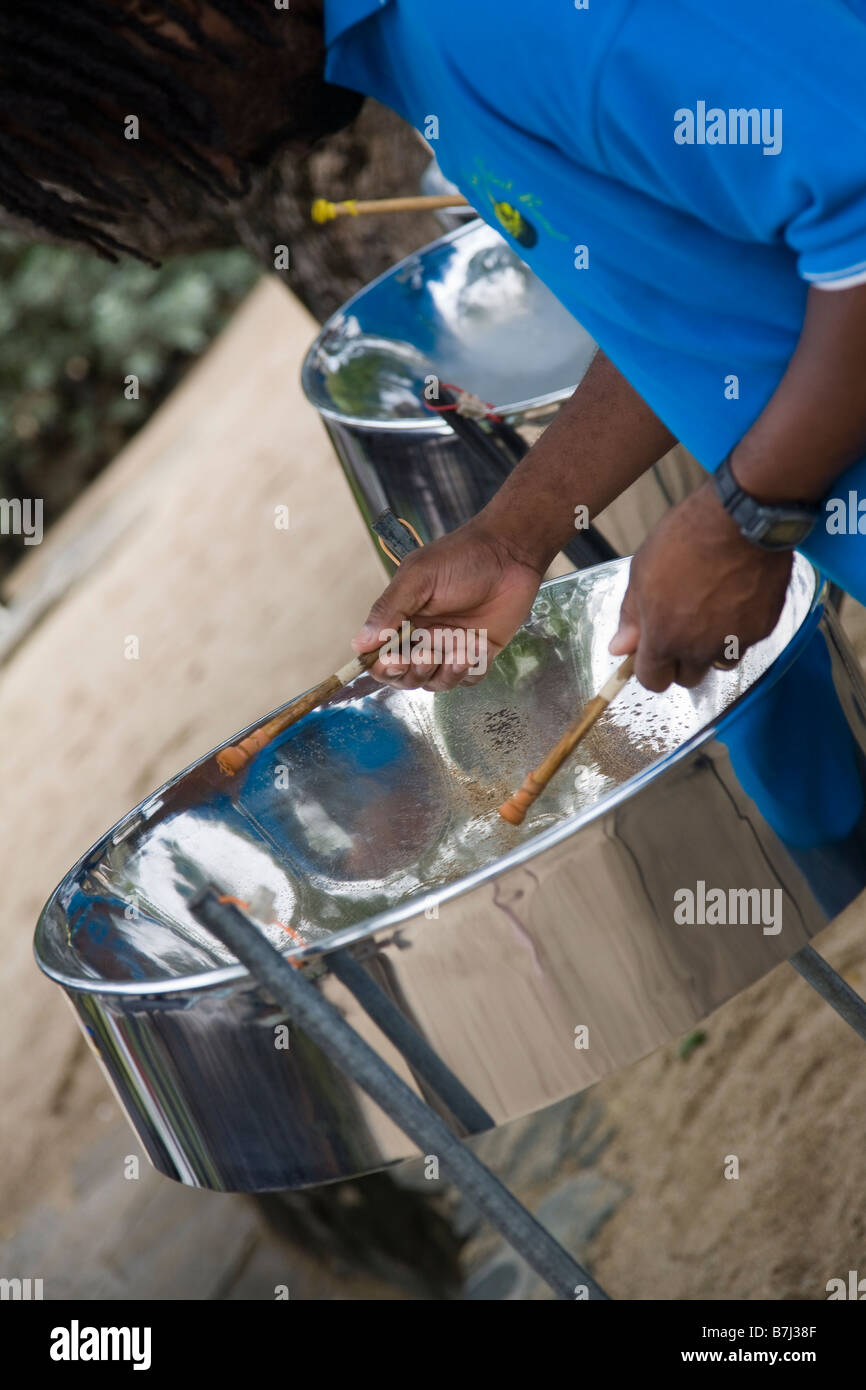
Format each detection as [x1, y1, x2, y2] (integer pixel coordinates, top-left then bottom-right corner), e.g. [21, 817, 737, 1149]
[323, 0, 866, 600]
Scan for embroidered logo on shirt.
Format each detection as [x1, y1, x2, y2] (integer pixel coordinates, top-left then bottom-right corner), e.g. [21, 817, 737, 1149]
[466, 156, 567, 248]
[491, 201, 537, 247]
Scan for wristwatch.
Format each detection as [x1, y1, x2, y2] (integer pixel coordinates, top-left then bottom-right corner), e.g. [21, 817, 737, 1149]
[712, 452, 820, 551]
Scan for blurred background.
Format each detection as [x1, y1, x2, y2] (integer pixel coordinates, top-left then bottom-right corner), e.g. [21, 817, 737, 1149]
[0, 234, 260, 582]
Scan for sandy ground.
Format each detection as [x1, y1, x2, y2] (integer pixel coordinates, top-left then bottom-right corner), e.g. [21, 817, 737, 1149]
[2, 275, 865, 1299]
[588, 901, 866, 1300]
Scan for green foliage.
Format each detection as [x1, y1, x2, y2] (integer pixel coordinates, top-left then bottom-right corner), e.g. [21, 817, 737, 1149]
[678, 1029, 708, 1061]
[0, 233, 260, 576]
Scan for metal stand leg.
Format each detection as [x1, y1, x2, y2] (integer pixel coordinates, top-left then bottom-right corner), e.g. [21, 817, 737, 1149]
[190, 887, 609, 1301]
[330, 948, 494, 1134]
[790, 944, 866, 1043]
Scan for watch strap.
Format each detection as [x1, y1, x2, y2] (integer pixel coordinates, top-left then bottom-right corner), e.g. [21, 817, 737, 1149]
[712, 453, 819, 550]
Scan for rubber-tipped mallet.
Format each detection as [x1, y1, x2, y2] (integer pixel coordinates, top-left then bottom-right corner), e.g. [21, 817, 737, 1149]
[216, 650, 382, 775]
[498, 655, 635, 825]
[311, 193, 469, 223]
[216, 511, 422, 777]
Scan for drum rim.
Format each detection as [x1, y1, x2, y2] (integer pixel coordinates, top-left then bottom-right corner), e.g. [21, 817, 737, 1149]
[34, 556, 824, 997]
[300, 217, 581, 431]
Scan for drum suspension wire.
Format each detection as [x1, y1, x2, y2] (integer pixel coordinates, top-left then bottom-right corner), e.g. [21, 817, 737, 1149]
[431, 383, 618, 572]
[189, 886, 610, 1301]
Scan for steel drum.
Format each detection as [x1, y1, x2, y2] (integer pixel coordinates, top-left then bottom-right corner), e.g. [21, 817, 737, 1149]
[35, 556, 866, 1191]
[301, 218, 598, 556]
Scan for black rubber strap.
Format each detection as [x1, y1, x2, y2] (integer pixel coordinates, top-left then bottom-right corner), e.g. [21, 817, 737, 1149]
[371, 510, 422, 563]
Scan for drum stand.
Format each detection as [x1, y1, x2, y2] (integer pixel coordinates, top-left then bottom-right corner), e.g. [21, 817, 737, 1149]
[790, 945, 866, 1042]
[189, 887, 609, 1301]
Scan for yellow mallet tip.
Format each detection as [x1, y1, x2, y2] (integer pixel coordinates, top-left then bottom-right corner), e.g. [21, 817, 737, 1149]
[311, 198, 336, 224]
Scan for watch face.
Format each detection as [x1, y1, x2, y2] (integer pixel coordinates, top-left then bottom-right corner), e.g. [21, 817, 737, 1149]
[724, 479, 818, 550]
[761, 516, 815, 548]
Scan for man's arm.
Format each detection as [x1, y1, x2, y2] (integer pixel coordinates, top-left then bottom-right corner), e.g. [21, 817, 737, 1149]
[351, 350, 675, 689]
[609, 283, 866, 689]
[731, 282, 866, 502]
[478, 350, 676, 570]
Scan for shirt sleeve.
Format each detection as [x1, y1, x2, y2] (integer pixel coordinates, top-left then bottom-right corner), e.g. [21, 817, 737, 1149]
[593, 0, 866, 289]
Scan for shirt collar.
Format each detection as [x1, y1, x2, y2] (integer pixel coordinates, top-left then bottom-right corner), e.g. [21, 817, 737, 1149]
[324, 0, 392, 49]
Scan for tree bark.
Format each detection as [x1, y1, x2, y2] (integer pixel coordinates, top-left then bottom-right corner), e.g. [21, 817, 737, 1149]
[0, 101, 446, 325]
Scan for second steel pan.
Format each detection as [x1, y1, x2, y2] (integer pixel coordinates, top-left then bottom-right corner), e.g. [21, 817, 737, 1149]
[301, 218, 705, 567]
[301, 218, 598, 554]
[34, 556, 866, 1191]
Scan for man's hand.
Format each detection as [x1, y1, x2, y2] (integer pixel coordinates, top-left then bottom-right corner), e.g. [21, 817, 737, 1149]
[609, 481, 792, 691]
[348, 351, 679, 691]
[351, 519, 545, 690]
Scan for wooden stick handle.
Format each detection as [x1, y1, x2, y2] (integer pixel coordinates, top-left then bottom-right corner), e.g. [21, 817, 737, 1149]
[312, 194, 469, 223]
[498, 655, 635, 826]
[216, 651, 377, 776]
[218, 513, 423, 778]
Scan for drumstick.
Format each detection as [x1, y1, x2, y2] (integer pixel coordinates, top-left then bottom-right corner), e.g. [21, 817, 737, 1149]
[312, 193, 469, 223]
[217, 511, 423, 776]
[216, 650, 382, 776]
[498, 655, 635, 826]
